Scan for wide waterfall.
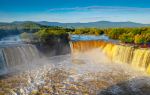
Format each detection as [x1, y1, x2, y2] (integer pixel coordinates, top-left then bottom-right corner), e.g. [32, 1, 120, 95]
[70, 41, 150, 74]
[0, 44, 40, 74]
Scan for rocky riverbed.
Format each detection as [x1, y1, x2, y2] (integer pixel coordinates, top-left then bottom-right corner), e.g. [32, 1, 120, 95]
[0, 53, 150, 95]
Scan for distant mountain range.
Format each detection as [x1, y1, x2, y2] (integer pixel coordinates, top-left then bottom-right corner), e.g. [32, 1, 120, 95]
[37, 21, 150, 28]
[0, 21, 43, 30]
[0, 21, 150, 28]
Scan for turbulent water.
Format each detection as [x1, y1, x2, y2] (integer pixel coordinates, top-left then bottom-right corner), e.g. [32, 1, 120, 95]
[0, 44, 40, 74]
[71, 40, 150, 74]
[1, 48, 150, 95]
[0, 35, 150, 95]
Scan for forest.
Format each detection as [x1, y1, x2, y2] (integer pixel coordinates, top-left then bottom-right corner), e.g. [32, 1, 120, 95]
[21, 27, 150, 44]
[0, 21, 45, 39]
[20, 27, 73, 44]
[72, 27, 150, 44]
[104, 28, 150, 44]
[0, 21, 150, 44]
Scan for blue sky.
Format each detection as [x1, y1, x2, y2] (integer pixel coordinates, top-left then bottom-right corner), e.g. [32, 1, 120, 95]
[0, 0, 150, 23]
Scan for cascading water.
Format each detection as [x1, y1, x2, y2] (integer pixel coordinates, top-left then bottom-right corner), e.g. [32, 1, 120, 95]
[0, 44, 40, 74]
[70, 40, 150, 74]
[0, 35, 150, 95]
[132, 49, 150, 72]
[0, 49, 7, 74]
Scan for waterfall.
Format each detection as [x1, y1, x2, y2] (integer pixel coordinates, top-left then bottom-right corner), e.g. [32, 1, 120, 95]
[132, 49, 150, 71]
[0, 44, 40, 74]
[103, 44, 134, 64]
[70, 41, 150, 74]
[0, 49, 7, 74]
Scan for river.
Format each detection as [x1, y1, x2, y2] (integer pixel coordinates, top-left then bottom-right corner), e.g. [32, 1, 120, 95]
[0, 35, 150, 95]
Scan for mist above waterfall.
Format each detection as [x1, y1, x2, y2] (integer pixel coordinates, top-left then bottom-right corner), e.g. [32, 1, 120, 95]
[71, 40, 150, 74]
[0, 44, 40, 75]
[0, 35, 150, 94]
[0, 47, 149, 95]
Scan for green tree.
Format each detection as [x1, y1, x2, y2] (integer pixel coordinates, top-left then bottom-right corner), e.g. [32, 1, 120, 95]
[107, 28, 126, 39]
[20, 32, 33, 42]
[134, 34, 145, 44]
[119, 33, 134, 43]
[35, 28, 69, 43]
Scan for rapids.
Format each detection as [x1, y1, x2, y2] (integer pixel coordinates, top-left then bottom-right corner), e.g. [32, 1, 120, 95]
[1, 49, 150, 95]
[0, 43, 150, 95]
[0, 35, 150, 95]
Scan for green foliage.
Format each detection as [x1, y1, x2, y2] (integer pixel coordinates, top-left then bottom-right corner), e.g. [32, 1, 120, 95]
[0, 21, 150, 45]
[130, 28, 142, 35]
[134, 34, 145, 44]
[20, 32, 37, 42]
[20, 32, 30, 39]
[0, 22, 43, 39]
[134, 34, 150, 44]
[17, 22, 41, 29]
[119, 33, 134, 43]
[0, 22, 72, 40]
[72, 28, 104, 35]
[105, 27, 150, 44]
[35, 28, 69, 43]
[107, 28, 126, 39]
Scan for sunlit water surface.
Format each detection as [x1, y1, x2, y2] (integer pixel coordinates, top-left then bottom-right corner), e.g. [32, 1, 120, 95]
[0, 35, 150, 95]
[0, 49, 150, 95]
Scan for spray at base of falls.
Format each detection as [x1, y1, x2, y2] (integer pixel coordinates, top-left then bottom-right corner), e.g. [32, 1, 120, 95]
[0, 44, 40, 74]
[70, 41, 150, 74]
[0, 42, 150, 94]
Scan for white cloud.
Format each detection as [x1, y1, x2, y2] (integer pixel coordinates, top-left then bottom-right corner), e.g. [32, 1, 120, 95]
[48, 6, 150, 12]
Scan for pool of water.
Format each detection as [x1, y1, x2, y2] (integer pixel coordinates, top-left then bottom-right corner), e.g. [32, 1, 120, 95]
[0, 35, 24, 47]
[0, 35, 23, 43]
[71, 35, 109, 41]
[70, 35, 119, 43]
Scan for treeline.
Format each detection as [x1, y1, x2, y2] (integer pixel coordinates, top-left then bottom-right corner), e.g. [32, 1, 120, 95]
[71, 27, 150, 44]
[1, 21, 150, 45]
[0, 22, 45, 39]
[21, 27, 150, 44]
[105, 28, 150, 44]
[34, 27, 72, 43]
[0, 28, 39, 39]
[21, 27, 74, 43]
[72, 28, 104, 35]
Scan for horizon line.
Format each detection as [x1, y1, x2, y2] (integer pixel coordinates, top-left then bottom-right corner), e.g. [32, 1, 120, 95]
[0, 20, 149, 24]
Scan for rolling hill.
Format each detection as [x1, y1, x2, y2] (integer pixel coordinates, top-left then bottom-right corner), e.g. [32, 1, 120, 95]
[1, 21, 150, 29]
[37, 21, 150, 28]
